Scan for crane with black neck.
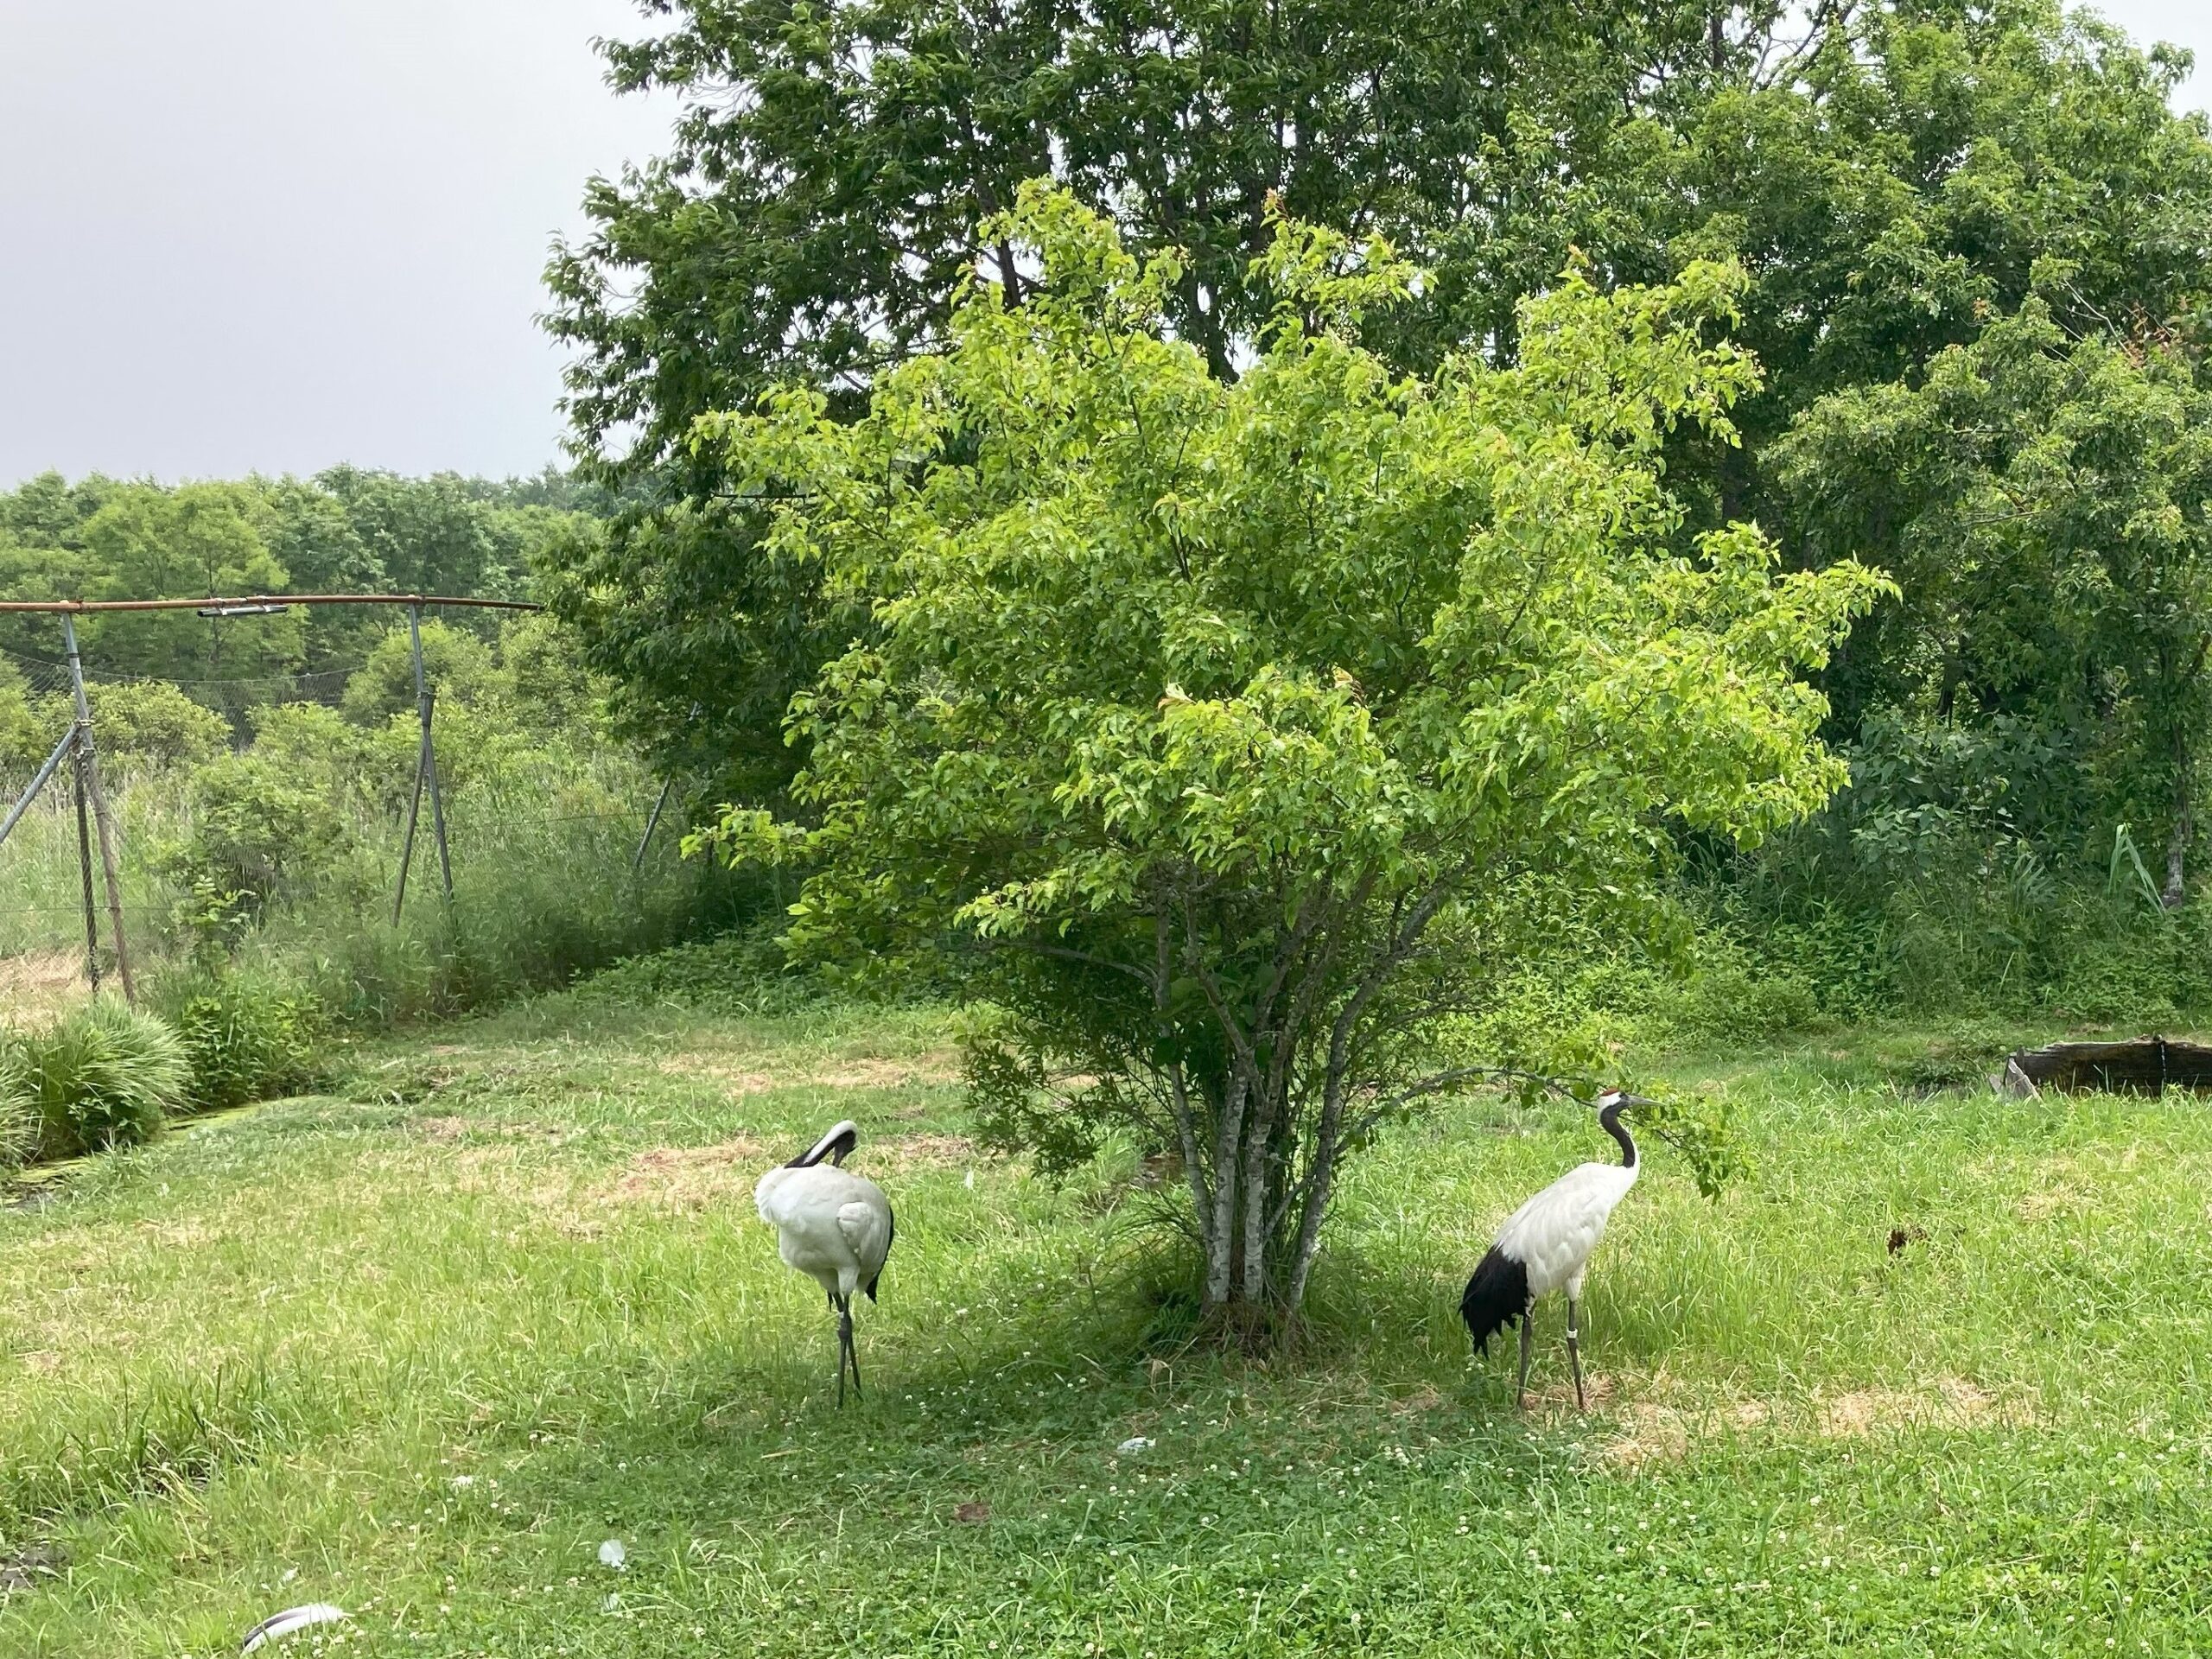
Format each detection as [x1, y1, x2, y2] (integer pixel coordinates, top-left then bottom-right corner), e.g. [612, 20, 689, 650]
[1460, 1090, 1647, 1409]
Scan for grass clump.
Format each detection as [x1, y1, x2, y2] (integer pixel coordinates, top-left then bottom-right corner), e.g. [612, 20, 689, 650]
[570, 925, 810, 1015]
[0, 1056, 33, 1170]
[4, 999, 191, 1160]
[157, 969, 326, 1114]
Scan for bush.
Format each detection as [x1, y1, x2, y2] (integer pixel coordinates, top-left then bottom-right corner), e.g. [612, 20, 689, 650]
[156, 753, 351, 940]
[162, 970, 325, 1112]
[7, 1000, 191, 1160]
[574, 927, 808, 1014]
[86, 680, 232, 768]
[340, 620, 505, 726]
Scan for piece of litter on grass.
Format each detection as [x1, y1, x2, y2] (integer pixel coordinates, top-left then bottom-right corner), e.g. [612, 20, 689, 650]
[448, 1474, 474, 1490]
[278, 1568, 297, 1586]
[598, 1539, 627, 1571]
[602, 1593, 622, 1613]
[1116, 1437, 1154, 1455]
[240, 1603, 348, 1653]
[963, 1168, 976, 1190]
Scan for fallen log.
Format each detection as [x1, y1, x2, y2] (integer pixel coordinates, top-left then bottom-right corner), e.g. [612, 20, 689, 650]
[1995, 1034, 2212, 1097]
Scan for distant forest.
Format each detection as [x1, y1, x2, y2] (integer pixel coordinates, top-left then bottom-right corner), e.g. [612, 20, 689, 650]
[0, 467, 597, 681]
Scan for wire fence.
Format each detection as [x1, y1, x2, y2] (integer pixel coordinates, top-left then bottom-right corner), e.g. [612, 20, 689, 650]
[2, 606, 729, 1008]
[3, 639, 368, 726]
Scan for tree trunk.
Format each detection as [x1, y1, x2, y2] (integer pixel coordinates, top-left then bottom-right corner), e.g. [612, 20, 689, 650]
[1203, 1074, 1248, 1307]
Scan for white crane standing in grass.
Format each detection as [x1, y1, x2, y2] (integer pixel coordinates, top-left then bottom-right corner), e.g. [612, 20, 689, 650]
[754, 1120, 895, 1406]
[1460, 1090, 1646, 1410]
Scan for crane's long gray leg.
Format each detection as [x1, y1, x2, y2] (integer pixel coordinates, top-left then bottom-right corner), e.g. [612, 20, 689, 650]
[835, 1295, 860, 1407]
[1566, 1297, 1586, 1411]
[1516, 1306, 1534, 1409]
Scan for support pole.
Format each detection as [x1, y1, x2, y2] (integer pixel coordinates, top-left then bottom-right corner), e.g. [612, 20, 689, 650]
[73, 734, 102, 994]
[412, 606, 454, 906]
[632, 702, 700, 872]
[633, 774, 676, 872]
[0, 724, 74, 849]
[392, 604, 454, 923]
[62, 615, 135, 1006]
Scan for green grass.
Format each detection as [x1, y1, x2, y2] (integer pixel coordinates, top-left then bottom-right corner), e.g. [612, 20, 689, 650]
[3, 995, 2212, 1656]
[0, 752, 747, 1028]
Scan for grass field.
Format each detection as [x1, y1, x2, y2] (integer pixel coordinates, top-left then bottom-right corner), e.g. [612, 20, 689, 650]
[3, 989, 2212, 1656]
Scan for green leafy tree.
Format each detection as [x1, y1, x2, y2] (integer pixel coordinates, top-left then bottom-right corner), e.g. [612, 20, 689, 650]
[339, 619, 507, 726]
[317, 467, 505, 600]
[697, 189, 1884, 1317]
[545, 0, 2212, 823]
[1777, 300, 2212, 902]
[76, 483, 307, 681]
[541, 0, 1734, 798]
[1597, 1, 2212, 541]
[261, 478, 388, 671]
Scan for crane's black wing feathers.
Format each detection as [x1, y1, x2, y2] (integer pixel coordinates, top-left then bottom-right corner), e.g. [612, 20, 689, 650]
[864, 1203, 893, 1302]
[1460, 1245, 1529, 1355]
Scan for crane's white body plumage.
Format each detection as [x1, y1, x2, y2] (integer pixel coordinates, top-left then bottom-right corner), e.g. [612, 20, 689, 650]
[755, 1120, 894, 1405]
[754, 1163, 893, 1304]
[1489, 1159, 1638, 1302]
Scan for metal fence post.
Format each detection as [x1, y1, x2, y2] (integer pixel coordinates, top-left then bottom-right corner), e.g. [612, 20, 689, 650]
[61, 614, 135, 1005]
[392, 603, 454, 921]
[412, 605, 454, 905]
[72, 734, 102, 994]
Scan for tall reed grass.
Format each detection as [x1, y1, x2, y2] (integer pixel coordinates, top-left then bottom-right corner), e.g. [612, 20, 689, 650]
[0, 747, 755, 1032]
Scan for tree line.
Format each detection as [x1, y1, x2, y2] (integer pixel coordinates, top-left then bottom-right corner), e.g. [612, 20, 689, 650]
[543, 0, 2212, 902]
[0, 467, 594, 682]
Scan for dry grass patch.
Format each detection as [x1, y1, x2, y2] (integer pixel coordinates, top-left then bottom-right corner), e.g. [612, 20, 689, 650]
[0, 950, 90, 1029]
[1598, 1389, 1770, 1470]
[653, 1049, 961, 1096]
[1815, 1376, 2032, 1436]
[601, 1138, 772, 1211]
[810, 1054, 961, 1090]
[862, 1133, 978, 1171]
[1600, 1375, 2033, 1468]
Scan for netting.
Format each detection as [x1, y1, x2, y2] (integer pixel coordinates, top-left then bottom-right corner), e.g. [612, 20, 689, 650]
[1, 606, 723, 1000]
[0, 639, 359, 718]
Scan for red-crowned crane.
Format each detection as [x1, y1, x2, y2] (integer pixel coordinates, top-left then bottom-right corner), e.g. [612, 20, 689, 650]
[1460, 1090, 1646, 1409]
[754, 1120, 895, 1406]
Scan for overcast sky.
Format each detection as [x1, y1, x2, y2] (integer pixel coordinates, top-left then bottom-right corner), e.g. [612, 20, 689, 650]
[1, 1, 2206, 490]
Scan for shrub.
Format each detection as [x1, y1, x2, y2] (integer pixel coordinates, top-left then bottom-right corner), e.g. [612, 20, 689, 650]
[340, 619, 506, 726]
[575, 927, 808, 1014]
[9, 1000, 191, 1160]
[86, 680, 231, 769]
[162, 970, 325, 1112]
[0, 659, 50, 779]
[156, 753, 350, 942]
